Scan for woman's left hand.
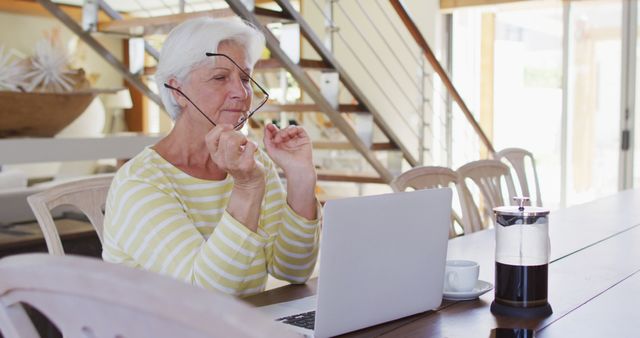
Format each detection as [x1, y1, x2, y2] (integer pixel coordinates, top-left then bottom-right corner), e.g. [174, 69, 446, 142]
[264, 123, 317, 220]
[263, 123, 314, 174]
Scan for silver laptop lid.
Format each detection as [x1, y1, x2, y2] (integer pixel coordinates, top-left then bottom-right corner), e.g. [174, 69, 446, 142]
[314, 188, 452, 338]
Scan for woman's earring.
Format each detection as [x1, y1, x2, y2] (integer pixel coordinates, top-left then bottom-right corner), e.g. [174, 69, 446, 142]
[178, 97, 187, 108]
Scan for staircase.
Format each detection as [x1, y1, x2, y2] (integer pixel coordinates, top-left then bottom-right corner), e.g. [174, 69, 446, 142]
[33, 0, 493, 191]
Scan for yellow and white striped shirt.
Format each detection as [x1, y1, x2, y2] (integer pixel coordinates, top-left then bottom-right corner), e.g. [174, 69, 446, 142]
[102, 147, 320, 297]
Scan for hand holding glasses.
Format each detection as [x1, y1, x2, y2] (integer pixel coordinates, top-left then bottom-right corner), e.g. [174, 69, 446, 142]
[164, 52, 270, 130]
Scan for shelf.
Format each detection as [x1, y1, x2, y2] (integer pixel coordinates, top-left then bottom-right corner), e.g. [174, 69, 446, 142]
[0, 133, 163, 165]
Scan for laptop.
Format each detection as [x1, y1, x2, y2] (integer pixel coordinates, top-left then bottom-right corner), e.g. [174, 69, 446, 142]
[259, 188, 452, 337]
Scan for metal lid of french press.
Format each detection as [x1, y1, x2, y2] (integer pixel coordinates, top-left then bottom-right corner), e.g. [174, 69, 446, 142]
[493, 197, 550, 217]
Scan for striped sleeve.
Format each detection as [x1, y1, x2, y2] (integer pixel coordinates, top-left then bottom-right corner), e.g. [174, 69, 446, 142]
[103, 179, 270, 296]
[259, 155, 321, 284]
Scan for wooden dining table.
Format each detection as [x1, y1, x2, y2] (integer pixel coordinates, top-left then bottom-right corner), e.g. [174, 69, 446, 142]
[244, 189, 640, 337]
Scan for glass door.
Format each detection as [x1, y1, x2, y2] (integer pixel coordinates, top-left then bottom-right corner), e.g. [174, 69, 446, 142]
[566, 0, 622, 205]
[448, 0, 628, 208]
[492, 4, 564, 209]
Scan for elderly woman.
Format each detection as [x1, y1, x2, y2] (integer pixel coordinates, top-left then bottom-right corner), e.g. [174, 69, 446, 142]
[102, 17, 320, 297]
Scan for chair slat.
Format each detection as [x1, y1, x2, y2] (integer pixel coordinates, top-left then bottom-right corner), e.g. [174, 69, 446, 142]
[27, 175, 114, 256]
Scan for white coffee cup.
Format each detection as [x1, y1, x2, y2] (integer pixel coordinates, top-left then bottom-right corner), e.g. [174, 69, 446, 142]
[444, 260, 479, 292]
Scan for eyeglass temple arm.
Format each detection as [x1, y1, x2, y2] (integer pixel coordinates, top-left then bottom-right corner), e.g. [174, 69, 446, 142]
[163, 83, 217, 127]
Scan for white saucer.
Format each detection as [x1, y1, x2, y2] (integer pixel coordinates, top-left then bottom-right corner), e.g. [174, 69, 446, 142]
[443, 280, 493, 301]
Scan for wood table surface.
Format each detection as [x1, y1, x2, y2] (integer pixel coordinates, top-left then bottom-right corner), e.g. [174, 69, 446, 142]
[536, 270, 640, 337]
[244, 189, 640, 337]
[0, 218, 100, 258]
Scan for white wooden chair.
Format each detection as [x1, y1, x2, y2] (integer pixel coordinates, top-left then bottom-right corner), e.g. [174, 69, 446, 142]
[26, 174, 114, 256]
[495, 148, 543, 207]
[0, 253, 297, 338]
[391, 166, 474, 236]
[457, 160, 517, 232]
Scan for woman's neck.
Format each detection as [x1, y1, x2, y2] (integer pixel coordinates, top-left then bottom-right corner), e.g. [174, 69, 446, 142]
[153, 116, 227, 180]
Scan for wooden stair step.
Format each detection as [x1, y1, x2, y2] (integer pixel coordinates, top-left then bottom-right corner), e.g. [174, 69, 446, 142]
[313, 142, 398, 151]
[98, 9, 233, 35]
[254, 7, 292, 21]
[97, 8, 289, 36]
[316, 170, 385, 184]
[144, 58, 332, 75]
[279, 170, 385, 184]
[260, 104, 366, 113]
[255, 58, 332, 71]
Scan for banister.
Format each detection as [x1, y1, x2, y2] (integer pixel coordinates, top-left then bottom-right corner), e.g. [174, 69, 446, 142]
[388, 0, 496, 155]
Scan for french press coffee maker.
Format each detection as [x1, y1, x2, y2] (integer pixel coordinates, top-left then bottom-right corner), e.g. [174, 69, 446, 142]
[491, 197, 553, 318]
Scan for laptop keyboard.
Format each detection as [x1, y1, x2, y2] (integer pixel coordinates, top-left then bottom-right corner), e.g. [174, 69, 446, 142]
[276, 311, 315, 330]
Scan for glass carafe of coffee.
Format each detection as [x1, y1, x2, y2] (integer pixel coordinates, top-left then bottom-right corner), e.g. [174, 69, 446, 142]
[491, 196, 553, 318]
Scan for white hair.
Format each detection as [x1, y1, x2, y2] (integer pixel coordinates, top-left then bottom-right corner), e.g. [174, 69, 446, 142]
[155, 17, 265, 120]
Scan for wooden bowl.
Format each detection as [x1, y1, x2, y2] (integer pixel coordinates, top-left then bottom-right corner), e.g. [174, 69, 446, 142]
[0, 91, 98, 138]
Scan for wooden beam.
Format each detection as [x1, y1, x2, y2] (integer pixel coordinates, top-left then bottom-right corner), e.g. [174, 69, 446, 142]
[479, 12, 495, 160]
[0, 0, 112, 21]
[123, 40, 147, 133]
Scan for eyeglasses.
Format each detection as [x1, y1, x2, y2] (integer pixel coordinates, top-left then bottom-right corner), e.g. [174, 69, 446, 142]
[163, 52, 269, 130]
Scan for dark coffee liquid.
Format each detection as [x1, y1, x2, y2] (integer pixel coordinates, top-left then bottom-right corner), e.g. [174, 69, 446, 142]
[490, 328, 535, 338]
[495, 262, 548, 308]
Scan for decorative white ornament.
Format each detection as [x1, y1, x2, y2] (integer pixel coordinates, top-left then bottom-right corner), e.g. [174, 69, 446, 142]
[0, 46, 28, 92]
[24, 31, 76, 93]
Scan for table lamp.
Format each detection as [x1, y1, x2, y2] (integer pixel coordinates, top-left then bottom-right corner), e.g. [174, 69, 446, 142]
[104, 89, 133, 133]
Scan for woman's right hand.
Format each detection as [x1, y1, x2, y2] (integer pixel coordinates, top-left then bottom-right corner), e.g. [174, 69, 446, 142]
[205, 124, 265, 190]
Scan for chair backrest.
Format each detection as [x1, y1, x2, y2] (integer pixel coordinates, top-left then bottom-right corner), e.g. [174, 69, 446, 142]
[27, 175, 114, 256]
[457, 160, 517, 232]
[391, 166, 459, 192]
[0, 254, 296, 338]
[390, 166, 474, 236]
[495, 147, 543, 207]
